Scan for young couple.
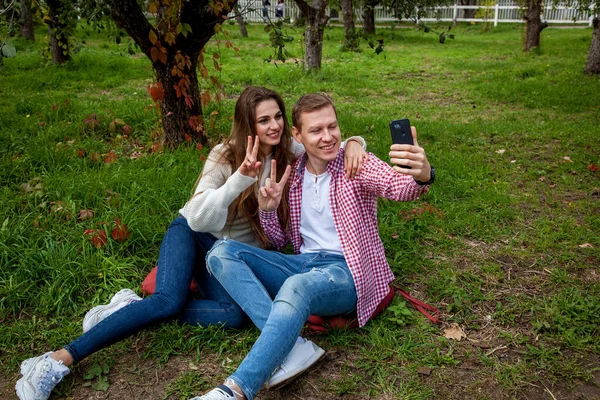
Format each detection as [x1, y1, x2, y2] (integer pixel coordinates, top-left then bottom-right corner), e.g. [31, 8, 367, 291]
[15, 87, 433, 400]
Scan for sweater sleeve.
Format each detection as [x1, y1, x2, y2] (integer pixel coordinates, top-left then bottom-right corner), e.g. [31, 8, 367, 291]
[179, 144, 258, 232]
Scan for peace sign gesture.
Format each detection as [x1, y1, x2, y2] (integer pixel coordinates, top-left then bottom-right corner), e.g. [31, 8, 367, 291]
[238, 135, 262, 178]
[259, 159, 292, 212]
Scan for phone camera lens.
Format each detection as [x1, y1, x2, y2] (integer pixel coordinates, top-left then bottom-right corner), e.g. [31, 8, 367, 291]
[394, 123, 400, 129]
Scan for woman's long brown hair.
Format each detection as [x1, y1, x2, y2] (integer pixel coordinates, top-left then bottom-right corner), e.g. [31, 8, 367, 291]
[219, 86, 293, 247]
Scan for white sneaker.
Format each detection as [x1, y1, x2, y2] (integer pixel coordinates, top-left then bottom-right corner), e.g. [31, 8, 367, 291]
[265, 338, 326, 390]
[15, 352, 70, 400]
[82, 289, 142, 332]
[190, 384, 238, 400]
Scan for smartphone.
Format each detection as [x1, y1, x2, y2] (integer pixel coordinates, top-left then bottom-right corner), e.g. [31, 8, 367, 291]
[389, 118, 413, 169]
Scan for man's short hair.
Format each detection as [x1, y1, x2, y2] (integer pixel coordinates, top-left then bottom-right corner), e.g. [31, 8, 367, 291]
[292, 94, 338, 131]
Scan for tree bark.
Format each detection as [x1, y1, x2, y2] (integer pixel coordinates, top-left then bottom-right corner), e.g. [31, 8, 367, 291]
[19, 0, 35, 41]
[295, 0, 328, 71]
[109, 0, 236, 145]
[523, 0, 547, 52]
[340, 0, 357, 50]
[46, 0, 70, 64]
[460, 0, 477, 19]
[362, 0, 376, 35]
[585, 17, 600, 75]
[234, 4, 248, 37]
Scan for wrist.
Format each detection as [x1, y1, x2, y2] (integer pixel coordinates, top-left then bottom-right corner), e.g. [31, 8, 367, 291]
[415, 165, 435, 185]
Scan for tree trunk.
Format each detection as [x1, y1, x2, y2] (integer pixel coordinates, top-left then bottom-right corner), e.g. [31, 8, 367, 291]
[460, 0, 477, 19]
[340, 0, 357, 50]
[523, 0, 547, 52]
[109, 0, 235, 145]
[234, 4, 248, 37]
[362, 0, 376, 35]
[19, 0, 35, 41]
[155, 58, 204, 145]
[295, 0, 328, 71]
[585, 17, 600, 75]
[46, 0, 70, 64]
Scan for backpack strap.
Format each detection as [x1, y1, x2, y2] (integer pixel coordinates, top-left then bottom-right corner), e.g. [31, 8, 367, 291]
[394, 286, 440, 324]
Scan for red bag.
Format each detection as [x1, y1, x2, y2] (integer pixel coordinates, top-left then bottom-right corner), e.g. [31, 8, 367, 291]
[141, 266, 199, 296]
[305, 285, 439, 334]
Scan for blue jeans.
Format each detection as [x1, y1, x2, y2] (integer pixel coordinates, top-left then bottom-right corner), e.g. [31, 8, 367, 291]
[207, 238, 357, 400]
[65, 217, 247, 364]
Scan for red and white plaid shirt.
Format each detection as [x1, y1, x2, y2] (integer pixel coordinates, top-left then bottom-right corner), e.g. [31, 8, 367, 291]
[259, 149, 430, 327]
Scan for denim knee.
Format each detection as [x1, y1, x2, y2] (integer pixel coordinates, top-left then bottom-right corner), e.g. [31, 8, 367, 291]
[144, 291, 188, 321]
[206, 238, 234, 276]
[273, 277, 311, 319]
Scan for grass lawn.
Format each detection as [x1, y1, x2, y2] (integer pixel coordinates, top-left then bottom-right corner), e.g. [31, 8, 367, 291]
[0, 20, 599, 399]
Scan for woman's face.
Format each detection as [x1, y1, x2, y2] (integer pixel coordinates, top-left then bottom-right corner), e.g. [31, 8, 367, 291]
[254, 99, 284, 155]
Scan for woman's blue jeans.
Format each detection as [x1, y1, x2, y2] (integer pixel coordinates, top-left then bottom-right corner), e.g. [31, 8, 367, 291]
[207, 238, 357, 400]
[64, 217, 247, 364]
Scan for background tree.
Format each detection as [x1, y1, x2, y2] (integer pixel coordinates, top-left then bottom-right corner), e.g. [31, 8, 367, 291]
[460, 0, 477, 19]
[19, 0, 35, 41]
[522, 0, 547, 51]
[560, 0, 600, 74]
[340, 0, 359, 50]
[43, 0, 76, 63]
[233, 4, 248, 37]
[362, 0, 378, 34]
[103, 0, 236, 145]
[294, 0, 328, 70]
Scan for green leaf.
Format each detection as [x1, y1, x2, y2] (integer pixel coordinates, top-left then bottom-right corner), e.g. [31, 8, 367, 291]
[1, 43, 16, 58]
[439, 32, 446, 44]
[92, 376, 110, 392]
[83, 363, 103, 380]
[423, 25, 431, 33]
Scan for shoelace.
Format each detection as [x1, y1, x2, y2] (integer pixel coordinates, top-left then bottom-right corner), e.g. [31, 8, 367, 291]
[39, 358, 66, 394]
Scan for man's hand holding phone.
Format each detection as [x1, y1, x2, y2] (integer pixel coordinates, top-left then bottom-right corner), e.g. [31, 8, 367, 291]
[389, 122, 432, 183]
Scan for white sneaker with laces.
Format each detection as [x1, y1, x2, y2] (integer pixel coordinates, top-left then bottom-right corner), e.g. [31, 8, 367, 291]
[82, 288, 142, 333]
[15, 352, 70, 400]
[190, 384, 239, 400]
[265, 338, 326, 390]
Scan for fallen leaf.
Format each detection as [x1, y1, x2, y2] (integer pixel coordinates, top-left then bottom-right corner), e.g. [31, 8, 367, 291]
[571, 171, 577, 175]
[539, 177, 546, 182]
[495, 149, 506, 154]
[443, 323, 466, 341]
[578, 243, 594, 248]
[417, 366, 432, 376]
[84, 229, 108, 248]
[588, 164, 598, 172]
[510, 160, 517, 163]
[563, 156, 573, 162]
[78, 209, 94, 221]
[103, 150, 118, 164]
[111, 218, 130, 242]
[391, 232, 399, 239]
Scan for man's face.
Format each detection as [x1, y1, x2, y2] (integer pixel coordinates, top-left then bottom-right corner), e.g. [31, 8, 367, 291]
[292, 105, 342, 168]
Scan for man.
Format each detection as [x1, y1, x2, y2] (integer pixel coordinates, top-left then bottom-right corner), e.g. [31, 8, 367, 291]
[194, 94, 435, 400]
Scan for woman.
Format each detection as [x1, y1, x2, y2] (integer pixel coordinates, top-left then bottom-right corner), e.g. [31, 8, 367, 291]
[15, 86, 367, 400]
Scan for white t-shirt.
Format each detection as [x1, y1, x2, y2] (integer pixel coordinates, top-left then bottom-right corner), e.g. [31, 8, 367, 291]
[299, 168, 343, 255]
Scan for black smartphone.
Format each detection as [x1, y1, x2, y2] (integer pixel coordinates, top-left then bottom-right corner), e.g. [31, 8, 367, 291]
[389, 118, 413, 169]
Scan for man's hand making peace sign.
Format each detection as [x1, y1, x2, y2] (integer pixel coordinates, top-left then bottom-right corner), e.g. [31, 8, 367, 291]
[258, 160, 292, 212]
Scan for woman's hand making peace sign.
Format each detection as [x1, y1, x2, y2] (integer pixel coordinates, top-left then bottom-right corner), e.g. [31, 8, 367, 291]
[258, 160, 292, 212]
[238, 135, 262, 178]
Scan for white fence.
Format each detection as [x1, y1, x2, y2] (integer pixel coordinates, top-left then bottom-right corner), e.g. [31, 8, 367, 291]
[236, 0, 595, 26]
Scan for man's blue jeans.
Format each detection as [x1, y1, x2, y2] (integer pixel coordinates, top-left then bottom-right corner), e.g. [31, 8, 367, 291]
[207, 238, 357, 400]
[65, 217, 247, 364]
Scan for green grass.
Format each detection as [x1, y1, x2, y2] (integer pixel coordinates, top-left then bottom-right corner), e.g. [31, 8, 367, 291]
[1, 21, 599, 399]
